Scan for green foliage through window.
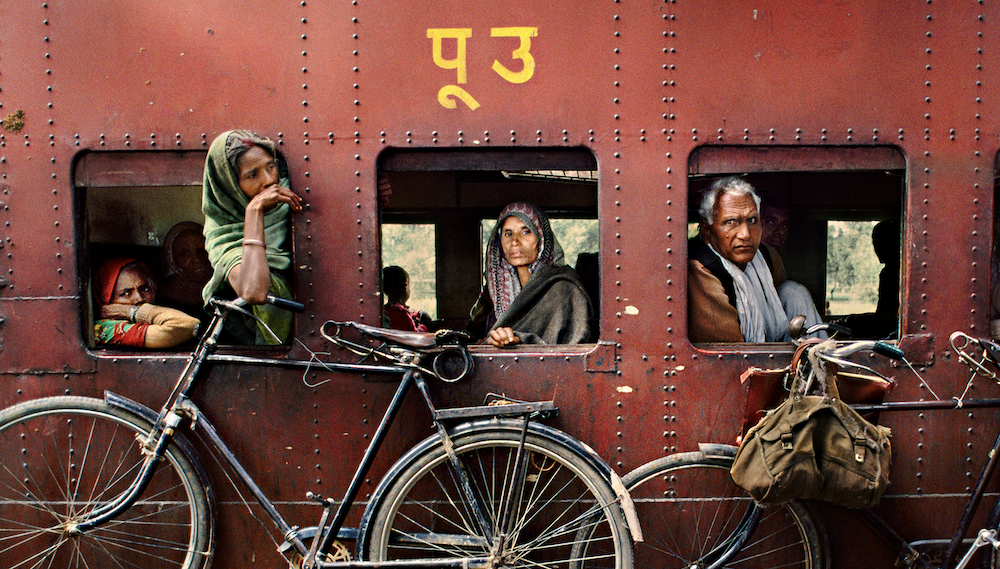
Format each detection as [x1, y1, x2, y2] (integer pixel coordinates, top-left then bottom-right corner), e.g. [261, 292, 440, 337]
[381, 224, 436, 318]
[826, 221, 881, 315]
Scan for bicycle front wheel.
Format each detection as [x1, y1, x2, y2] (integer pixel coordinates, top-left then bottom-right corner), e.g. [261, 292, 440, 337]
[0, 396, 215, 569]
[624, 449, 828, 569]
[362, 423, 633, 569]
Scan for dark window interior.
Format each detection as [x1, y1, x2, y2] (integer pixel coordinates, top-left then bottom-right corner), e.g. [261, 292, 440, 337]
[75, 151, 211, 348]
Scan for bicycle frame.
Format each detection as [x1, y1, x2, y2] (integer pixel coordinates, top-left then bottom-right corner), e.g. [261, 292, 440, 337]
[724, 333, 1000, 569]
[849, 397, 1000, 569]
[71, 298, 574, 568]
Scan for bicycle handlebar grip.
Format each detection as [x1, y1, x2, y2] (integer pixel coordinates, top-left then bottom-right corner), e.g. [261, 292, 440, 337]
[980, 338, 1000, 367]
[873, 341, 904, 360]
[266, 295, 306, 313]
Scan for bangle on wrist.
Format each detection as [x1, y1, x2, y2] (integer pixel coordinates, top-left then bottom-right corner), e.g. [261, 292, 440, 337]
[243, 238, 266, 248]
[129, 306, 140, 323]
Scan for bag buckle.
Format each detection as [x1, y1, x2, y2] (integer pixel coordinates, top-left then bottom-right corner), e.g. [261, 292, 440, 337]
[854, 437, 866, 462]
[781, 432, 794, 451]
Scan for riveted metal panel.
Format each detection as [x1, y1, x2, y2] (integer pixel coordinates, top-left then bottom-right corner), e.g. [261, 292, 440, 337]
[1, 0, 999, 567]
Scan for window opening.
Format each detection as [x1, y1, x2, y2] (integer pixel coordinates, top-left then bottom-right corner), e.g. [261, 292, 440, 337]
[687, 146, 905, 342]
[826, 220, 880, 315]
[77, 150, 286, 350]
[379, 149, 599, 343]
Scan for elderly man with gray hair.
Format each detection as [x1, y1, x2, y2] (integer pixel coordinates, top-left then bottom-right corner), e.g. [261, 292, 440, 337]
[688, 176, 791, 342]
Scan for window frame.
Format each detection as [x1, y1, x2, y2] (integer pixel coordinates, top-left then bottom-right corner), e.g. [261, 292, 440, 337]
[686, 145, 906, 347]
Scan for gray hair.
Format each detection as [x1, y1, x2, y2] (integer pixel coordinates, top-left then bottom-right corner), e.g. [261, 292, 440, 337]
[698, 176, 761, 225]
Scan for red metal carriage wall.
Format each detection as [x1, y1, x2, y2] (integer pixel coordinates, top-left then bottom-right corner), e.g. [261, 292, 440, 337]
[1, 1, 999, 567]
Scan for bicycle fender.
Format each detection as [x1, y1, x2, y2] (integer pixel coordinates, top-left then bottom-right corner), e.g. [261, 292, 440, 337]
[698, 442, 739, 459]
[104, 391, 161, 424]
[608, 465, 643, 542]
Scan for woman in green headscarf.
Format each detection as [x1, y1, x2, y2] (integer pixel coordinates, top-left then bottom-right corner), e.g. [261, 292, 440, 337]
[202, 130, 303, 344]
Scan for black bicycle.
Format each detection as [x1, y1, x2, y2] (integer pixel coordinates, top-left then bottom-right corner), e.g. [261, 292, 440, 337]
[0, 296, 637, 569]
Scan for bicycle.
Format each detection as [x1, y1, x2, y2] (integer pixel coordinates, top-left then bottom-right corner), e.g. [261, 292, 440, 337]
[0, 296, 637, 569]
[621, 325, 1000, 569]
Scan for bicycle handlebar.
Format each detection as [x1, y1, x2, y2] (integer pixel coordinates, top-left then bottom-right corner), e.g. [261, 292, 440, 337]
[817, 339, 904, 361]
[266, 295, 305, 313]
[208, 295, 305, 313]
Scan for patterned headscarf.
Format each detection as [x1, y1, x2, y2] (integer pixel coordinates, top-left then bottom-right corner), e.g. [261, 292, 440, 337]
[201, 130, 292, 306]
[484, 202, 565, 318]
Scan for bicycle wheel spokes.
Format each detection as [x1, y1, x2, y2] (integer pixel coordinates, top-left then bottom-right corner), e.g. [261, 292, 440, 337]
[0, 397, 213, 569]
[365, 427, 631, 569]
[624, 451, 827, 569]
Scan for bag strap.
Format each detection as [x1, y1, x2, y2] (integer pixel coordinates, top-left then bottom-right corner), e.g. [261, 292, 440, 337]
[790, 338, 821, 371]
[789, 338, 822, 396]
[806, 339, 843, 400]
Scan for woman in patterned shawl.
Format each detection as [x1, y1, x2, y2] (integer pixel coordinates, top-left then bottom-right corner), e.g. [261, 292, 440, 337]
[471, 202, 593, 347]
[202, 130, 303, 345]
[94, 257, 200, 348]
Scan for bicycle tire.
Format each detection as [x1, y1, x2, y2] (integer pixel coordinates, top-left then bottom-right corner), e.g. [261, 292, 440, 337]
[360, 421, 634, 569]
[623, 449, 829, 569]
[0, 396, 215, 569]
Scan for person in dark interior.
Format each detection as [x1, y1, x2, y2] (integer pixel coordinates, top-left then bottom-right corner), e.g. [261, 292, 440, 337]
[382, 265, 432, 332]
[688, 177, 790, 342]
[469, 202, 593, 347]
[94, 257, 200, 348]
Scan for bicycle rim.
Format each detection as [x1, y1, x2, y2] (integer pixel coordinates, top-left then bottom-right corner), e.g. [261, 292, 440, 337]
[0, 396, 214, 569]
[362, 427, 632, 569]
[623, 451, 828, 569]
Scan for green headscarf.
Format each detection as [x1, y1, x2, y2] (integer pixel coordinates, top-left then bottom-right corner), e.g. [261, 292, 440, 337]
[201, 130, 293, 344]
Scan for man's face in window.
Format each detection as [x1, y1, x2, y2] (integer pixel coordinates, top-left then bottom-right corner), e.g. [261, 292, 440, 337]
[700, 192, 762, 270]
[760, 206, 789, 250]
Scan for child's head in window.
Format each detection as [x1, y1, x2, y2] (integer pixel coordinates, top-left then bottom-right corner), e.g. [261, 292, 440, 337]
[383, 265, 411, 306]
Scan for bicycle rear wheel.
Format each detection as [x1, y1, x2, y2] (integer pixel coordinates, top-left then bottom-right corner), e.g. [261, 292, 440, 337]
[0, 396, 215, 569]
[624, 449, 828, 569]
[361, 422, 633, 568]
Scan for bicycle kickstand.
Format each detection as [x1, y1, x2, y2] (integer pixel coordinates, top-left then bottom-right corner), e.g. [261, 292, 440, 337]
[955, 529, 1000, 569]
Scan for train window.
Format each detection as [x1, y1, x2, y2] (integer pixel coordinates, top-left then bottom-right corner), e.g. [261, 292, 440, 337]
[381, 223, 437, 320]
[75, 150, 234, 350]
[378, 149, 599, 344]
[687, 146, 905, 343]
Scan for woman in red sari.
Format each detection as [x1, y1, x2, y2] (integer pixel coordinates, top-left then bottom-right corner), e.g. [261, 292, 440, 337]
[94, 257, 200, 348]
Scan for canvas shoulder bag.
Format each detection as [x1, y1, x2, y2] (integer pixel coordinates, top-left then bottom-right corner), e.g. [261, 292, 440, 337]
[730, 341, 892, 508]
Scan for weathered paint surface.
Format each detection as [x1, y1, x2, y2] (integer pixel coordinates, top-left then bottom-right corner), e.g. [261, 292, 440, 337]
[1, 2, 999, 567]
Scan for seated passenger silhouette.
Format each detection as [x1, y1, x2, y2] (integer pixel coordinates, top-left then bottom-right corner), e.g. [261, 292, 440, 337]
[758, 190, 826, 339]
[159, 221, 213, 317]
[382, 265, 432, 332]
[840, 220, 900, 339]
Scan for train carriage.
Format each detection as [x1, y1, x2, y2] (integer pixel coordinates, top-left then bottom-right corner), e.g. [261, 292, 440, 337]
[1, 1, 998, 567]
